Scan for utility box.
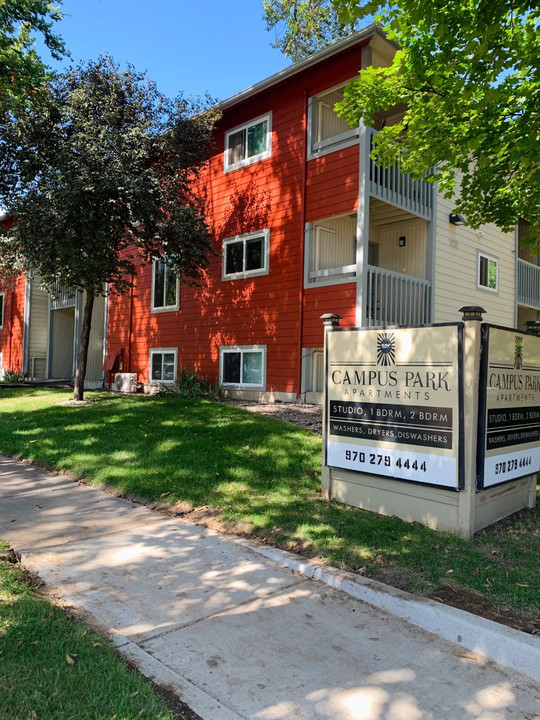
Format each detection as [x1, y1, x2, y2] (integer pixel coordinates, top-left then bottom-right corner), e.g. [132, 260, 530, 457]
[114, 373, 138, 393]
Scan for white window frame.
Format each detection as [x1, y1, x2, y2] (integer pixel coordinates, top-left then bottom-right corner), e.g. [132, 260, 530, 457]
[149, 347, 178, 385]
[304, 216, 357, 288]
[0, 291, 4, 329]
[222, 229, 270, 281]
[307, 81, 359, 161]
[477, 251, 499, 293]
[224, 112, 272, 173]
[151, 258, 180, 313]
[219, 345, 267, 390]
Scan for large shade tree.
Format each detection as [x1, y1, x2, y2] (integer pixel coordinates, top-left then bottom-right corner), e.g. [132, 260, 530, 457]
[264, 0, 540, 243]
[0, 56, 218, 399]
[0, 0, 66, 111]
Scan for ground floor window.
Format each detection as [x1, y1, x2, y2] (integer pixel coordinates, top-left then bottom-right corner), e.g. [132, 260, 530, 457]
[478, 251, 498, 292]
[0, 291, 4, 329]
[150, 348, 177, 384]
[220, 346, 266, 389]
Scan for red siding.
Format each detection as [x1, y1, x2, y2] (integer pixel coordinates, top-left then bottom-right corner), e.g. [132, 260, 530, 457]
[106, 37, 370, 394]
[0, 274, 26, 374]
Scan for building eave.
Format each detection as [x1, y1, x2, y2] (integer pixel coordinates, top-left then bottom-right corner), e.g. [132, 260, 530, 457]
[218, 24, 390, 112]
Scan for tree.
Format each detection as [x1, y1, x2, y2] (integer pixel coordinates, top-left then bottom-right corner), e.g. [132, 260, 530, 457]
[263, 0, 356, 61]
[264, 0, 540, 243]
[0, 56, 218, 399]
[0, 0, 66, 111]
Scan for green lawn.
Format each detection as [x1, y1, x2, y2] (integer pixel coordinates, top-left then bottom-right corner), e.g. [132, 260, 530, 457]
[0, 543, 183, 720]
[0, 387, 538, 620]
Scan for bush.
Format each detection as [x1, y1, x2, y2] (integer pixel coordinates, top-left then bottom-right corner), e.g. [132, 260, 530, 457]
[158, 367, 222, 400]
[0, 368, 24, 384]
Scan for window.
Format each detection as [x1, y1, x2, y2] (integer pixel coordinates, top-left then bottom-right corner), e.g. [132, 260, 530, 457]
[152, 259, 179, 312]
[223, 230, 270, 280]
[149, 348, 177, 384]
[225, 113, 272, 172]
[220, 346, 266, 389]
[478, 252, 498, 292]
[0, 292, 4, 329]
[308, 83, 359, 159]
[305, 215, 357, 286]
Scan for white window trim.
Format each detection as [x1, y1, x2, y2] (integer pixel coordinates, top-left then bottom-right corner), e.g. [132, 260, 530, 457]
[0, 291, 4, 329]
[219, 345, 267, 390]
[477, 250, 499, 294]
[222, 229, 270, 281]
[224, 112, 272, 173]
[304, 218, 357, 288]
[307, 80, 360, 161]
[149, 347, 178, 385]
[151, 259, 180, 313]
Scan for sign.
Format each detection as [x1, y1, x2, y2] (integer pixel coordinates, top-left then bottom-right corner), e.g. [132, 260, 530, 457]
[326, 325, 463, 489]
[477, 325, 540, 488]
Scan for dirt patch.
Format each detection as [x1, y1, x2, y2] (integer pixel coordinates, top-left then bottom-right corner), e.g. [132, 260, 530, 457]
[221, 399, 323, 434]
[428, 583, 540, 635]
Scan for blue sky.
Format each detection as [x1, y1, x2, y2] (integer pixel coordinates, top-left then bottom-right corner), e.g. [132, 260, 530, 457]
[45, 1, 291, 102]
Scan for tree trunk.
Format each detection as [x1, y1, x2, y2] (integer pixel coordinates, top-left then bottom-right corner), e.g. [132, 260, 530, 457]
[73, 292, 94, 401]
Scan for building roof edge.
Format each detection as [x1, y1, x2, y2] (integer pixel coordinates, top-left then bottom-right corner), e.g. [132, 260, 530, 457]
[218, 24, 387, 111]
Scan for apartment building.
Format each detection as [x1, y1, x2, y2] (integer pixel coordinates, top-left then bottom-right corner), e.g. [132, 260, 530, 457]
[1, 26, 539, 398]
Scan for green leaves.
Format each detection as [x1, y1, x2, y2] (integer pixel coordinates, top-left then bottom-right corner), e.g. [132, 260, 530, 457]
[0, 56, 217, 294]
[0, 0, 67, 112]
[265, 0, 540, 240]
[263, 0, 357, 61]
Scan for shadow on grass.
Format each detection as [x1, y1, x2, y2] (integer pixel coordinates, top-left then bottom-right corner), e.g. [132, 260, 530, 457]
[0, 388, 538, 616]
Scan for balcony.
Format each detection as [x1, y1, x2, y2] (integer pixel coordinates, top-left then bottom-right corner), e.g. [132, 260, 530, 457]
[50, 278, 77, 310]
[517, 258, 540, 310]
[366, 266, 431, 327]
[367, 127, 434, 220]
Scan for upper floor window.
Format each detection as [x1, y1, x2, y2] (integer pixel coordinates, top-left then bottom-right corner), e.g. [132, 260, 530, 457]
[304, 215, 357, 287]
[152, 258, 179, 312]
[308, 82, 359, 160]
[223, 229, 270, 280]
[478, 251, 498, 293]
[0, 292, 4, 329]
[225, 113, 272, 172]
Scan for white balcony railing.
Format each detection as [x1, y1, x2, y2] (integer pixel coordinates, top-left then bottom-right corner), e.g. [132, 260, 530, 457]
[50, 278, 76, 310]
[366, 266, 431, 327]
[308, 263, 356, 284]
[367, 127, 434, 220]
[517, 258, 540, 310]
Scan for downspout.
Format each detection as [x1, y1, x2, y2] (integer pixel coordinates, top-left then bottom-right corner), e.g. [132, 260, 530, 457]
[296, 89, 309, 401]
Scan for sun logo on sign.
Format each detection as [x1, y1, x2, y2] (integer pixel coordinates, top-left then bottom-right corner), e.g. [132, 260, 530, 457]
[514, 336, 523, 370]
[377, 332, 396, 366]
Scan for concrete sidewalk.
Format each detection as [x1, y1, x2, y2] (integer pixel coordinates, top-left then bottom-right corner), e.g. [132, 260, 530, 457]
[0, 454, 539, 720]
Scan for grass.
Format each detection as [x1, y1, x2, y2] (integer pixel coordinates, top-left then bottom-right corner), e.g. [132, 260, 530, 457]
[0, 543, 179, 720]
[0, 387, 538, 620]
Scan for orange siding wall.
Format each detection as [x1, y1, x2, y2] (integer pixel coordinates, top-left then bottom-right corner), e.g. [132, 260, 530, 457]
[0, 275, 26, 374]
[106, 41, 367, 393]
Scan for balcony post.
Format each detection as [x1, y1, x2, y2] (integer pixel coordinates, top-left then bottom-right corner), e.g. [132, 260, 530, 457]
[356, 119, 370, 327]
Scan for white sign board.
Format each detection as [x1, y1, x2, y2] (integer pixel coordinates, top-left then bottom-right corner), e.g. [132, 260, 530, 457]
[478, 325, 540, 488]
[326, 325, 463, 489]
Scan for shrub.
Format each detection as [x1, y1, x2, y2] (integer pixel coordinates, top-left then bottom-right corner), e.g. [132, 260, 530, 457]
[0, 368, 24, 384]
[158, 367, 223, 400]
